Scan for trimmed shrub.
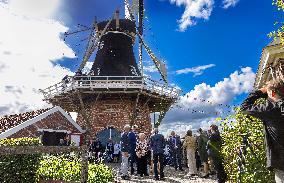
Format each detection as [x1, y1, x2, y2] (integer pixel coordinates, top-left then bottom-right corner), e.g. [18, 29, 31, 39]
[0, 137, 42, 183]
[37, 155, 114, 183]
[220, 108, 274, 183]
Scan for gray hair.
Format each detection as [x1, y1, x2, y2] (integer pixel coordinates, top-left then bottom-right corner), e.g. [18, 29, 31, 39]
[124, 124, 131, 129]
[138, 133, 146, 139]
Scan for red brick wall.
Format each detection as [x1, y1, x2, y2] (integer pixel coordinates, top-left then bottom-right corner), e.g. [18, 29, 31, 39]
[9, 111, 81, 138]
[76, 99, 152, 136]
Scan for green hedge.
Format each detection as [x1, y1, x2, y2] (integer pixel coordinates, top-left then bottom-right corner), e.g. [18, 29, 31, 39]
[0, 138, 42, 183]
[37, 155, 114, 183]
[220, 108, 274, 183]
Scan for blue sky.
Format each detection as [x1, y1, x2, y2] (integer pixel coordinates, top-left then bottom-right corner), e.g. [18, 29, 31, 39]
[56, 0, 278, 93]
[0, 0, 281, 135]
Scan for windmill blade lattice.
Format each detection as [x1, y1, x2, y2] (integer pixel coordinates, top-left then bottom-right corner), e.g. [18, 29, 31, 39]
[138, 33, 168, 83]
[78, 14, 114, 72]
[125, 0, 168, 83]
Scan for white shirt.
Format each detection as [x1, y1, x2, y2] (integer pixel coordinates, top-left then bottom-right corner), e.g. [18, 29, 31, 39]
[164, 144, 170, 156]
[113, 143, 121, 154]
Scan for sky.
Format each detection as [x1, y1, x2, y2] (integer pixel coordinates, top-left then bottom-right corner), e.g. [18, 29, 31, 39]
[0, 0, 281, 136]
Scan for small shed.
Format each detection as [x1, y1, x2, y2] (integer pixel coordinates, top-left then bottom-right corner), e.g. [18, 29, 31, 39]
[0, 106, 85, 146]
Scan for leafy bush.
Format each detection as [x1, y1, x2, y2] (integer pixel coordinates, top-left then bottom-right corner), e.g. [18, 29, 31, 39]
[220, 108, 274, 183]
[38, 155, 114, 183]
[0, 137, 42, 183]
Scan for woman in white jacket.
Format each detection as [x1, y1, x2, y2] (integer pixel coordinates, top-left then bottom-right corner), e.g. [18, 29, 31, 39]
[183, 130, 197, 177]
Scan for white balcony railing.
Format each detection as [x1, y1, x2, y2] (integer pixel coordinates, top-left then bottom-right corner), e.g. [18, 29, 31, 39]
[40, 76, 181, 100]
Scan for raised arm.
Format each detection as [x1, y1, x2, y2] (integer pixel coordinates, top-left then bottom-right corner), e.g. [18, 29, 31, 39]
[239, 90, 276, 118]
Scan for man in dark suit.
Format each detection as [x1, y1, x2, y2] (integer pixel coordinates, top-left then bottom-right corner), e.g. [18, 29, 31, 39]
[150, 128, 166, 181]
[168, 131, 183, 171]
[120, 125, 131, 180]
[128, 125, 138, 175]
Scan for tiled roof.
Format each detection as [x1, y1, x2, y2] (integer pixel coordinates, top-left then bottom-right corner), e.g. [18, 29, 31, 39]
[0, 108, 51, 134]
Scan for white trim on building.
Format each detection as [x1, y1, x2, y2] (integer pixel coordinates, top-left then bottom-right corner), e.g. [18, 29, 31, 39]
[0, 106, 85, 139]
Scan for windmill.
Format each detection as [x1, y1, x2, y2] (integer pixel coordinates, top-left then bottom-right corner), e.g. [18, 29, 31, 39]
[76, 0, 167, 83]
[40, 0, 180, 140]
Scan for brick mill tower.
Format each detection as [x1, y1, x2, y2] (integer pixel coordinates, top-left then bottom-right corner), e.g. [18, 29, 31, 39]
[40, 0, 180, 139]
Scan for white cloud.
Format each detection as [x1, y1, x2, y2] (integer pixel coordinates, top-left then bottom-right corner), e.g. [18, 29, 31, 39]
[6, 0, 61, 18]
[176, 64, 215, 76]
[160, 67, 255, 135]
[222, 0, 239, 9]
[169, 0, 214, 31]
[0, 1, 75, 115]
[144, 65, 158, 73]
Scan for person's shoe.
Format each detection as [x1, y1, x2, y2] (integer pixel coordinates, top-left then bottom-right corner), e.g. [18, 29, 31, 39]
[140, 174, 143, 177]
[155, 177, 160, 181]
[201, 174, 209, 178]
[185, 173, 191, 178]
[144, 173, 149, 176]
[179, 168, 184, 171]
[122, 175, 130, 180]
[160, 177, 166, 181]
[121, 175, 130, 180]
[131, 169, 135, 175]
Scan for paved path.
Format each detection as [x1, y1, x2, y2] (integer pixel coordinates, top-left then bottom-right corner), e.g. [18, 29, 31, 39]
[109, 163, 217, 183]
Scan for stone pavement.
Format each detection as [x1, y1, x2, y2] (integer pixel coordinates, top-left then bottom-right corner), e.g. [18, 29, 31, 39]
[109, 163, 217, 183]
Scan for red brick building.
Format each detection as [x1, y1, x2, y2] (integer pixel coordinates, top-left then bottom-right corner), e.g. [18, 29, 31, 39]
[0, 106, 85, 146]
[76, 99, 152, 136]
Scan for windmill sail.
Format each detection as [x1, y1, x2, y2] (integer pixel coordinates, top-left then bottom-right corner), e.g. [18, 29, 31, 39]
[125, 0, 168, 83]
[78, 15, 114, 72]
[132, 0, 139, 15]
[125, 0, 139, 20]
[138, 33, 168, 83]
[125, 0, 131, 20]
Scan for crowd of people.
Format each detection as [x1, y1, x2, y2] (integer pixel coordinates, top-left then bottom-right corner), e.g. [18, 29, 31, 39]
[118, 124, 228, 183]
[84, 78, 284, 183]
[88, 137, 121, 163]
[86, 124, 228, 182]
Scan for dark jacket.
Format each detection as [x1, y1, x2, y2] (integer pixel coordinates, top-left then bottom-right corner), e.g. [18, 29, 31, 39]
[150, 133, 166, 154]
[90, 140, 103, 152]
[121, 132, 130, 153]
[168, 135, 182, 152]
[207, 131, 222, 158]
[128, 131, 137, 154]
[198, 133, 209, 161]
[240, 90, 284, 171]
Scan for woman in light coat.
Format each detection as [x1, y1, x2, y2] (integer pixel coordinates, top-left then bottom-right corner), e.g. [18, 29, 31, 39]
[183, 130, 197, 176]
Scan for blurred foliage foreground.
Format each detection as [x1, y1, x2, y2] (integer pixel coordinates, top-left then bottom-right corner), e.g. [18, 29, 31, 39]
[0, 137, 114, 183]
[220, 108, 275, 183]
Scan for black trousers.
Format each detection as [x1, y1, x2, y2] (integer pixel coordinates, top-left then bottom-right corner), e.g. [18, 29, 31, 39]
[171, 149, 182, 169]
[154, 153, 164, 179]
[137, 155, 148, 176]
[212, 156, 227, 183]
[130, 152, 137, 174]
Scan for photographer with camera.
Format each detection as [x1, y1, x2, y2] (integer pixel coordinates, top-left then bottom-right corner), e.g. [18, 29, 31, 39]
[240, 78, 284, 182]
